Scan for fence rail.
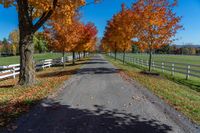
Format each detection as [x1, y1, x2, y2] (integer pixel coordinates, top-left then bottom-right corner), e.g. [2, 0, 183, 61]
[0, 53, 89, 80]
[108, 53, 200, 79]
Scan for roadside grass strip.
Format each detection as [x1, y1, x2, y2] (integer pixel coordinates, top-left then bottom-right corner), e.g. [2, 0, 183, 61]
[105, 55, 200, 125]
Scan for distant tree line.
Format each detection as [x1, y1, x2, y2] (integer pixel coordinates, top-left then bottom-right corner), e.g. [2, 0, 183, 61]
[132, 44, 200, 55]
[0, 29, 48, 56]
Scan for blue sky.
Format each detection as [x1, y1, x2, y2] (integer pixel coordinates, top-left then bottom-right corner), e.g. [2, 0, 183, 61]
[0, 0, 200, 45]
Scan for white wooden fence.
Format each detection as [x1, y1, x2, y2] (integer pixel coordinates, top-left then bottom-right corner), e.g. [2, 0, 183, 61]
[109, 53, 200, 79]
[0, 53, 88, 80]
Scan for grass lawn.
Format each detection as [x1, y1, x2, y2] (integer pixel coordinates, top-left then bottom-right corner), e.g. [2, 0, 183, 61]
[115, 53, 200, 91]
[126, 53, 200, 65]
[105, 55, 200, 125]
[0, 58, 88, 127]
[0, 53, 65, 66]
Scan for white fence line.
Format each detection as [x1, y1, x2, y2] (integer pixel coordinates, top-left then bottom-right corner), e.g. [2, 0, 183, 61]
[109, 53, 200, 79]
[0, 53, 89, 80]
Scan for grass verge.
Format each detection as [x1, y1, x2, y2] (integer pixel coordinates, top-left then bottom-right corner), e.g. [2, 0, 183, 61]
[0, 58, 88, 127]
[105, 55, 200, 125]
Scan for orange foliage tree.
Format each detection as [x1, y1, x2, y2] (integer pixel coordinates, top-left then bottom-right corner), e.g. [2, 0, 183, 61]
[101, 4, 136, 63]
[0, 0, 86, 85]
[132, 0, 182, 71]
[45, 18, 84, 66]
[101, 0, 182, 71]
[74, 23, 98, 60]
[46, 20, 97, 65]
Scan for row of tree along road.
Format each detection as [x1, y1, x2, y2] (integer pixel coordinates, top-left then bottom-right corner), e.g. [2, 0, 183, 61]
[100, 0, 182, 72]
[0, 0, 98, 86]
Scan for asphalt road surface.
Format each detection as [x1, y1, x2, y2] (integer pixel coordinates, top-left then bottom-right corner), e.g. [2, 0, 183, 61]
[3, 55, 189, 133]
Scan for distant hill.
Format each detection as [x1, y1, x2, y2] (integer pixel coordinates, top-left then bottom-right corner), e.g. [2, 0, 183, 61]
[175, 44, 200, 48]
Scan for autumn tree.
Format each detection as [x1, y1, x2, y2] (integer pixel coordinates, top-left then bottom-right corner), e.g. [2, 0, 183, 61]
[102, 4, 136, 63]
[74, 22, 98, 60]
[46, 16, 85, 66]
[0, 0, 86, 85]
[132, 0, 182, 71]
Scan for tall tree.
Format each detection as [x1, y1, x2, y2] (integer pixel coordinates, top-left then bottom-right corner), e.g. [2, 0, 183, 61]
[74, 22, 98, 58]
[0, 0, 86, 85]
[132, 0, 182, 71]
[101, 4, 136, 63]
[46, 18, 84, 66]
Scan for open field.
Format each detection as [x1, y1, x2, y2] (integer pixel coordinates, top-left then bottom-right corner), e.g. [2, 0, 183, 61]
[0, 53, 65, 66]
[105, 55, 200, 125]
[112, 53, 200, 92]
[127, 53, 200, 65]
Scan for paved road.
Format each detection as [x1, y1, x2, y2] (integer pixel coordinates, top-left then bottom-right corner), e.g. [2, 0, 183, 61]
[4, 55, 186, 133]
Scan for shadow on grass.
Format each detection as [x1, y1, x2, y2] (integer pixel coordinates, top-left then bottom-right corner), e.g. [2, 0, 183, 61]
[0, 85, 15, 89]
[1, 101, 173, 133]
[166, 76, 200, 92]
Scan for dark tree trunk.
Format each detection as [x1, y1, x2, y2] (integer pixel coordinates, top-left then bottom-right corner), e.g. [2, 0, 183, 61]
[114, 50, 117, 61]
[18, 1, 35, 86]
[18, 33, 35, 85]
[83, 51, 86, 58]
[72, 51, 75, 65]
[123, 51, 126, 64]
[78, 52, 81, 60]
[148, 49, 152, 72]
[62, 51, 65, 68]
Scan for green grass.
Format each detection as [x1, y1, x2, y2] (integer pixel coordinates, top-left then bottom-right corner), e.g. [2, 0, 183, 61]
[115, 53, 200, 91]
[105, 55, 200, 125]
[0, 53, 64, 66]
[126, 53, 200, 65]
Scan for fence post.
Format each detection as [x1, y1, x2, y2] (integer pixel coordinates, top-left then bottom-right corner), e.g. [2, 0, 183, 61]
[162, 62, 165, 73]
[141, 59, 143, 67]
[49, 60, 51, 68]
[12, 67, 16, 79]
[152, 61, 155, 70]
[137, 58, 139, 65]
[61, 57, 64, 63]
[42, 61, 45, 69]
[171, 64, 175, 76]
[146, 60, 148, 67]
[186, 65, 190, 80]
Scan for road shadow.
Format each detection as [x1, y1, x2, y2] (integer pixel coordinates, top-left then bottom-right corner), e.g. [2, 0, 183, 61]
[38, 69, 79, 78]
[78, 61, 108, 65]
[77, 67, 121, 75]
[1, 102, 173, 133]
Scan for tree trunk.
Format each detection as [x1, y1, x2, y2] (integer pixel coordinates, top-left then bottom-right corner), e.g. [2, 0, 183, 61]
[62, 51, 65, 68]
[17, 0, 57, 86]
[123, 51, 126, 64]
[18, 1, 35, 86]
[114, 50, 117, 61]
[72, 51, 75, 65]
[18, 33, 35, 86]
[148, 50, 152, 72]
[83, 51, 86, 58]
[78, 52, 81, 60]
